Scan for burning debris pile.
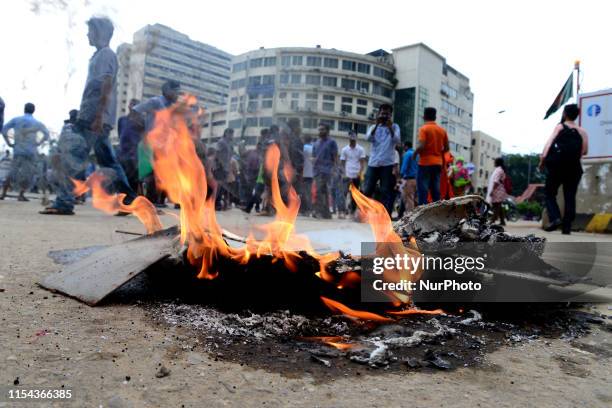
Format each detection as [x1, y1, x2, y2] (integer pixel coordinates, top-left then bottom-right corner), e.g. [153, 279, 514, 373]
[39, 98, 608, 373]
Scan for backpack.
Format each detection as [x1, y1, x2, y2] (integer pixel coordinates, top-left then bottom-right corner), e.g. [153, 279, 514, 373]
[503, 173, 513, 195]
[545, 124, 582, 167]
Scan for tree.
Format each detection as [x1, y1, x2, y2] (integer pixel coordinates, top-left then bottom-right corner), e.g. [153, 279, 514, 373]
[503, 153, 545, 196]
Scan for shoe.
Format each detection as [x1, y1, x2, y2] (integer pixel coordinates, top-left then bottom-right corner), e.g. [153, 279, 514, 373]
[39, 207, 75, 215]
[544, 219, 562, 232]
[115, 211, 130, 217]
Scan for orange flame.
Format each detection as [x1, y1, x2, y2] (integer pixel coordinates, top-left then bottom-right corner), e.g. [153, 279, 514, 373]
[320, 296, 393, 323]
[143, 100, 336, 280]
[349, 185, 422, 304]
[72, 173, 162, 234]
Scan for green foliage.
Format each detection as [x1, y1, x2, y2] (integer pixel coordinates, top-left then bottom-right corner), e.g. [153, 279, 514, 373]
[517, 201, 543, 217]
[503, 153, 545, 196]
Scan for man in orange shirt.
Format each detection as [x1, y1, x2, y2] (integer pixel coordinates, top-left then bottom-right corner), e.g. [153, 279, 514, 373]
[413, 107, 449, 205]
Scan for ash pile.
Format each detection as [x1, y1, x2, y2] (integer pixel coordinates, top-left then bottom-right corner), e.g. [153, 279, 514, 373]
[148, 301, 607, 375]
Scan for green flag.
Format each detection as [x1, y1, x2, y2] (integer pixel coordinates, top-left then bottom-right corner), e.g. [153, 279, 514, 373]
[544, 73, 574, 119]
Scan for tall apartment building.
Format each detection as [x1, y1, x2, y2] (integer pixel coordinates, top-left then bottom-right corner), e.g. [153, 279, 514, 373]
[226, 47, 395, 149]
[392, 43, 474, 157]
[114, 24, 232, 141]
[471, 130, 502, 191]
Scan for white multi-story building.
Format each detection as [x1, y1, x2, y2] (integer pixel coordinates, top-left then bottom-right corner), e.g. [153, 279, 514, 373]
[471, 130, 502, 191]
[392, 43, 474, 157]
[226, 47, 395, 149]
[113, 24, 232, 141]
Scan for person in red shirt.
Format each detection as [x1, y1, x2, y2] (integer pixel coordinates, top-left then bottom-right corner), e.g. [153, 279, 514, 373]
[414, 107, 449, 205]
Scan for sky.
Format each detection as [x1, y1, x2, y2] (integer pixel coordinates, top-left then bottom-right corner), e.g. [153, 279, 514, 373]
[1, 0, 610, 155]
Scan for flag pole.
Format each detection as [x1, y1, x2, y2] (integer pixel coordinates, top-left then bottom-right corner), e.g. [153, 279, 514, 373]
[574, 60, 581, 101]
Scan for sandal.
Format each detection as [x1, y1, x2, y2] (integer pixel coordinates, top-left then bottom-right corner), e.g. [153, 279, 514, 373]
[39, 207, 75, 215]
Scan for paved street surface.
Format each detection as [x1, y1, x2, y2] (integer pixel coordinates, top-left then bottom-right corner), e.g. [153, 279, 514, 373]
[1, 196, 611, 407]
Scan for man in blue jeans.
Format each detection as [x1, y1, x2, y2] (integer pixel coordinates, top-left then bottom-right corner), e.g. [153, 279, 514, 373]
[414, 107, 449, 205]
[362, 103, 401, 215]
[42, 16, 136, 215]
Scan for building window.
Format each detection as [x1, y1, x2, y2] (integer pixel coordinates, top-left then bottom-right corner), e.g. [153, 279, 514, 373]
[305, 93, 318, 110]
[306, 56, 322, 67]
[261, 97, 273, 108]
[248, 100, 258, 112]
[279, 92, 287, 99]
[354, 123, 367, 134]
[322, 94, 335, 112]
[373, 66, 393, 81]
[280, 74, 289, 84]
[357, 99, 367, 106]
[305, 75, 321, 86]
[320, 119, 335, 130]
[290, 100, 299, 110]
[264, 57, 276, 67]
[339, 121, 353, 132]
[228, 119, 243, 129]
[341, 78, 355, 90]
[232, 61, 246, 72]
[290, 74, 301, 84]
[248, 76, 261, 86]
[281, 56, 291, 66]
[259, 117, 273, 127]
[323, 57, 338, 68]
[246, 117, 258, 127]
[356, 81, 370, 93]
[292, 56, 303, 65]
[250, 58, 263, 68]
[342, 60, 356, 71]
[357, 62, 371, 74]
[303, 118, 317, 129]
[373, 83, 392, 98]
[262, 75, 274, 85]
[322, 76, 337, 87]
[341, 98, 352, 114]
[356, 106, 367, 115]
[292, 92, 300, 99]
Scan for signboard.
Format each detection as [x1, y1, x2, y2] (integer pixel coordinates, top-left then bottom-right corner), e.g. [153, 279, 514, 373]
[579, 89, 612, 159]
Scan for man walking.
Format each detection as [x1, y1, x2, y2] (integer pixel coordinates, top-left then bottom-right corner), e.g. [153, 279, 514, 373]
[1, 103, 50, 201]
[340, 130, 366, 214]
[414, 107, 449, 205]
[117, 98, 141, 192]
[400, 141, 418, 213]
[215, 128, 235, 210]
[362, 103, 401, 215]
[312, 123, 338, 219]
[42, 16, 136, 215]
[539, 104, 589, 234]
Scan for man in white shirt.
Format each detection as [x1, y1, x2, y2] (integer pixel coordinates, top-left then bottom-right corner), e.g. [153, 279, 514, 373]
[340, 131, 366, 214]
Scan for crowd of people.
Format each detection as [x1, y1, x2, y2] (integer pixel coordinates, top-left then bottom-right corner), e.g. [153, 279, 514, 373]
[0, 16, 590, 234]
